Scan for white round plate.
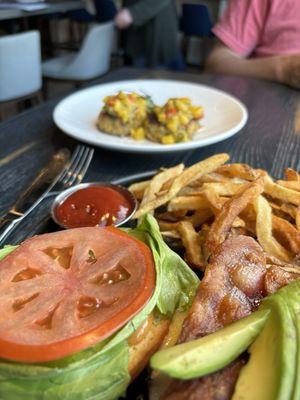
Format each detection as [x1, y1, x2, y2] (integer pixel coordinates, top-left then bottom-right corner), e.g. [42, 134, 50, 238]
[53, 79, 248, 153]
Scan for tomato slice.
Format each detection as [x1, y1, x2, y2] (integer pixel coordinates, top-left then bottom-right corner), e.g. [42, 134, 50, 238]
[0, 227, 155, 363]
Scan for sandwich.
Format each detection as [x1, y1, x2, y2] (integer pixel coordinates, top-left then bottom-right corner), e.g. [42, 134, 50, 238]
[126, 154, 300, 399]
[0, 214, 198, 400]
[150, 235, 300, 400]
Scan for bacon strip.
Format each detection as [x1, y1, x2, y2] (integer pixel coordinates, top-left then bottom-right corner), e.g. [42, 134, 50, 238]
[162, 235, 299, 400]
[205, 178, 264, 256]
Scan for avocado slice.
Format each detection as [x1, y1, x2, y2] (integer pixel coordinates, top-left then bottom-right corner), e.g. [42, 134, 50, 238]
[150, 309, 269, 380]
[282, 301, 300, 400]
[232, 293, 297, 400]
[276, 280, 300, 400]
[291, 304, 300, 400]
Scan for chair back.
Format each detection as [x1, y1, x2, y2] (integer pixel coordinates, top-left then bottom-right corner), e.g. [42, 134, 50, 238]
[0, 31, 41, 102]
[62, 22, 114, 80]
[67, 9, 95, 22]
[181, 4, 213, 37]
[94, 0, 117, 22]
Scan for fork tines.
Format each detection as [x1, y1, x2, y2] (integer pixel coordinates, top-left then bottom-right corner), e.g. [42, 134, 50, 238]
[60, 145, 94, 188]
[51, 145, 94, 193]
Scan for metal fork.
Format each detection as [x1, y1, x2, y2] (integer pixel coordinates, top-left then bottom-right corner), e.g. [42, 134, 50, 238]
[0, 145, 94, 246]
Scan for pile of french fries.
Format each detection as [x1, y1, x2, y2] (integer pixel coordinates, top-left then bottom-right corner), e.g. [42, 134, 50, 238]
[130, 154, 300, 271]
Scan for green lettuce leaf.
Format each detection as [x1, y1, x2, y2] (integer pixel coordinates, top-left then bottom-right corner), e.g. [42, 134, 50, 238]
[0, 245, 18, 261]
[0, 342, 129, 400]
[0, 214, 199, 400]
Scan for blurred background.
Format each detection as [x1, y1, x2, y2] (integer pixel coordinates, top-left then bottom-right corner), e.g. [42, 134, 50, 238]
[0, 0, 227, 120]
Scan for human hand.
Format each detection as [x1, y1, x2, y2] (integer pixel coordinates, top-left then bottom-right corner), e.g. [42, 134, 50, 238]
[277, 54, 300, 89]
[114, 8, 133, 29]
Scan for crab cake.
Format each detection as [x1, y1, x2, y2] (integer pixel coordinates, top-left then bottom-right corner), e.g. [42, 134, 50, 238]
[145, 98, 203, 144]
[98, 92, 150, 137]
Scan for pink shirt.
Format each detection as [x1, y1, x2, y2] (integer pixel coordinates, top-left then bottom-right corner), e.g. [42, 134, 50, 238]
[212, 0, 300, 58]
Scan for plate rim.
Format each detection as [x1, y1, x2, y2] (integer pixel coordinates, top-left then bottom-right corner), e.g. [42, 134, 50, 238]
[112, 170, 156, 186]
[53, 79, 248, 154]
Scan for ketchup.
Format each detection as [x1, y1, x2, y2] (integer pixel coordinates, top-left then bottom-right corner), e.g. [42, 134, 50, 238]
[55, 185, 133, 228]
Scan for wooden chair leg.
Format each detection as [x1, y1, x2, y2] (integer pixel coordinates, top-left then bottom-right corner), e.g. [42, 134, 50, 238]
[43, 79, 50, 100]
[17, 101, 24, 113]
[182, 35, 190, 62]
[37, 90, 44, 103]
[30, 91, 42, 107]
[74, 22, 80, 43]
[74, 82, 83, 90]
[33, 90, 43, 105]
[0, 105, 5, 122]
[68, 20, 73, 43]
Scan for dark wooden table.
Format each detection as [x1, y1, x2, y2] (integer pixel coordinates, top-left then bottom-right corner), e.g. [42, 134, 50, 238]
[1, 67, 300, 242]
[0, 0, 84, 21]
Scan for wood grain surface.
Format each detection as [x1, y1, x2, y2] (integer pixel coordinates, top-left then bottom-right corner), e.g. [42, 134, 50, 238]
[1, 67, 300, 238]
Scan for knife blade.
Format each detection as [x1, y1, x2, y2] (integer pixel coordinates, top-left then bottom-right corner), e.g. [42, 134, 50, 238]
[0, 148, 70, 228]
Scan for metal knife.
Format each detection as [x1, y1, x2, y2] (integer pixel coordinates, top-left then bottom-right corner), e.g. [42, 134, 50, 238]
[0, 148, 70, 230]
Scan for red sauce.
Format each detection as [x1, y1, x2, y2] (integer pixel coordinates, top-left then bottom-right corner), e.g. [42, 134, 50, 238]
[55, 186, 133, 228]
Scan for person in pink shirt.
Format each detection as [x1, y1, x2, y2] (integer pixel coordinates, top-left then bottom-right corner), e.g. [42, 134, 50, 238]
[205, 0, 300, 88]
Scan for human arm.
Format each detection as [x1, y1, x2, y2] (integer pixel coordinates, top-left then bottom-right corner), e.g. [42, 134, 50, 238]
[205, 42, 300, 89]
[114, 8, 133, 29]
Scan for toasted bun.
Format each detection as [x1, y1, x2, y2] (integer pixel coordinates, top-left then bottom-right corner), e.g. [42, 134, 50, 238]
[128, 313, 170, 379]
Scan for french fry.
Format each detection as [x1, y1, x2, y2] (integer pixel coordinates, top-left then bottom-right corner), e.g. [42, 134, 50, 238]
[269, 201, 295, 222]
[255, 168, 269, 178]
[199, 224, 211, 263]
[156, 210, 187, 222]
[140, 164, 184, 207]
[169, 210, 187, 219]
[269, 201, 281, 211]
[160, 230, 181, 239]
[266, 256, 300, 275]
[264, 176, 300, 206]
[128, 154, 300, 272]
[205, 178, 264, 254]
[201, 182, 246, 197]
[134, 153, 229, 218]
[129, 180, 150, 192]
[239, 204, 256, 234]
[296, 207, 300, 231]
[184, 209, 213, 227]
[280, 265, 300, 274]
[285, 168, 300, 182]
[177, 221, 204, 269]
[157, 220, 178, 231]
[232, 217, 246, 228]
[272, 215, 300, 255]
[177, 154, 230, 187]
[167, 195, 209, 212]
[129, 180, 150, 200]
[202, 187, 227, 214]
[195, 172, 231, 184]
[185, 183, 245, 198]
[254, 195, 292, 262]
[280, 203, 298, 219]
[177, 187, 203, 196]
[216, 163, 259, 181]
[228, 226, 249, 238]
[276, 180, 300, 192]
